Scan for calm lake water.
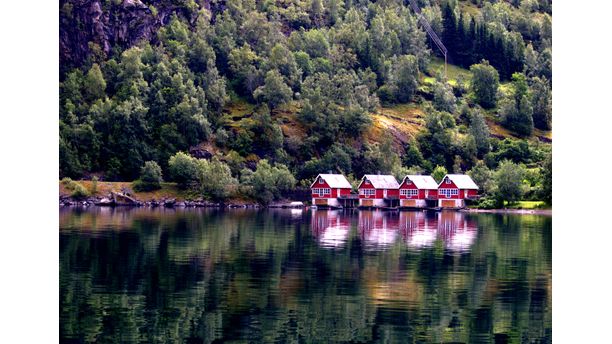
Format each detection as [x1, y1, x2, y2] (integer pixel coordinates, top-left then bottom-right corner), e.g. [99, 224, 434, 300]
[60, 208, 551, 343]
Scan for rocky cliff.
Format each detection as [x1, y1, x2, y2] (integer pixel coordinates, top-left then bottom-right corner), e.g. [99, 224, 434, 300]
[59, 0, 219, 75]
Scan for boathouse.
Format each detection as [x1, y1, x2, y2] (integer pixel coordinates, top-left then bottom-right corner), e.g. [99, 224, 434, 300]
[437, 174, 479, 208]
[398, 175, 438, 208]
[357, 174, 400, 208]
[310, 174, 352, 208]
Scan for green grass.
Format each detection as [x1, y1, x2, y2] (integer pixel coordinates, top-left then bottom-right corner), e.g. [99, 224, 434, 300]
[504, 201, 548, 209]
[428, 57, 472, 83]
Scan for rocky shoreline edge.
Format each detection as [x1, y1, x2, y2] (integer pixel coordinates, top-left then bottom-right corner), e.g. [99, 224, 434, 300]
[59, 192, 263, 209]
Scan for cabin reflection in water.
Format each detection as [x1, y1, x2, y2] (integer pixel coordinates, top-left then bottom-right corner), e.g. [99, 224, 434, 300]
[399, 211, 438, 249]
[310, 210, 351, 248]
[358, 211, 400, 249]
[437, 211, 478, 252]
[311, 210, 478, 252]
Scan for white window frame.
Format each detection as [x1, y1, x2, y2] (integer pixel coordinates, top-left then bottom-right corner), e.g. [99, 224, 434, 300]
[400, 189, 418, 197]
[360, 189, 375, 197]
[319, 178, 324, 184]
[445, 178, 451, 184]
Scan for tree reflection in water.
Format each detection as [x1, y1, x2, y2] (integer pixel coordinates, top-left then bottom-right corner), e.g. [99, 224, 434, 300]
[60, 207, 551, 343]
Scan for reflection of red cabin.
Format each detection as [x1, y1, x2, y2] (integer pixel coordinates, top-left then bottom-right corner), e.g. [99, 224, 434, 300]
[437, 174, 479, 208]
[437, 211, 477, 252]
[310, 174, 352, 208]
[357, 175, 400, 207]
[358, 211, 399, 249]
[398, 175, 438, 208]
[311, 210, 351, 248]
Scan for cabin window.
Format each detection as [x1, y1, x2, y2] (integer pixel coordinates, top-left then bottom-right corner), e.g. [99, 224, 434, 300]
[445, 178, 451, 184]
[313, 188, 331, 196]
[360, 189, 375, 196]
[439, 189, 458, 198]
[365, 180, 370, 185]
[400, 189, 418, 197]
[406, 180, 411, 185]
[319, 178, 324, 184]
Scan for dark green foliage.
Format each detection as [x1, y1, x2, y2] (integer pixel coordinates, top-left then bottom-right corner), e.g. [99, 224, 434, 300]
[470, 60, 499, 109]
[531, 76, 552, 130]
[540, 153, 552, 204]
[59, 0, 551, 203]
[253, 70, 293, 108]
[241, 160, 296, 205]
[494, 160, 528, 204]
[133, 161, 163, 192]
[418, 109, 457, 170]
[501, 73, 534, 136]
[432, 165, 448, 184]
[168, 152, 199, 189]
[469, 108, 491, 157]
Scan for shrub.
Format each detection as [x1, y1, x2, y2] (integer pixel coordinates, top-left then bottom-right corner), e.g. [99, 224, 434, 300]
[168, 152, 199, 189]
[91, 176, 99, 195]
[241, 160, 296, 205]
[61, 178, 90, 199]
[70, 183, 90, 199]
[133, 161, 163, 191]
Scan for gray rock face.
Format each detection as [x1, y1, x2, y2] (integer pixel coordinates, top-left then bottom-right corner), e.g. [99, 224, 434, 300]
[60, 0, 221, 73]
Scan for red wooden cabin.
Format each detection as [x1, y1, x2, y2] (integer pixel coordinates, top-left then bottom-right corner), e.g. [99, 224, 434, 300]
[437, 174, 479, 208]
[357, 174, 400, 207]
[398, 175, 438, 208]
[310, 174, 352, 208]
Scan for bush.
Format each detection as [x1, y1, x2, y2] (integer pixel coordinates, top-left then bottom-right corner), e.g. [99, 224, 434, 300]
[61, 178, 90, 199]
[241, 160, 296, 205]
[168, 152, 199, 189]
[91, 176, 99, 195]
[70, 183, 90, 199]
[133, 161, 163, 191]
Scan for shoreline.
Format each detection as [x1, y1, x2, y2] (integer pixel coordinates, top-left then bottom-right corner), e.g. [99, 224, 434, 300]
[462, 208, 552, 216]
[60, 198, 551, 215]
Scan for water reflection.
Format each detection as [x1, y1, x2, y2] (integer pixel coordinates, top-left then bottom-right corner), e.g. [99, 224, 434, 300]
[308, 210, 479, 252]
[311, 210, 351, 248]
[437, 211, 478, 252]
[60, 208, 551, 343]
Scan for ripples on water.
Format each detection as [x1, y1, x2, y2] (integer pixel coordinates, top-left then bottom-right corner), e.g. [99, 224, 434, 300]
[59, 207, 551, 343]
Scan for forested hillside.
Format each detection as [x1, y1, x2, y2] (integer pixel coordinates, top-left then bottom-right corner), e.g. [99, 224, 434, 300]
[59, 0, 552, 204]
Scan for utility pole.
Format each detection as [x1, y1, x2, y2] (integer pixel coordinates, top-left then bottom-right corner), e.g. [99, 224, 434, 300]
[408, 0, 448, 78]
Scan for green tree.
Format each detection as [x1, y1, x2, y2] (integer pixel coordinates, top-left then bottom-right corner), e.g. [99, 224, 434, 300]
[197, 158, 237, 201]
[433, 80, 457, 113]
[241, 160, 296, 205]
[133, 161, 163, 191]
[467, 161, 494, 196]
[168, 152, 199, 189]
[494, 160, 528, 205]
[501, 73, 534, 136]
[531, 76, 552, 130]
[540, 153, 552, 204]
[84, 63, 106, 101]
[387, 54, 419, 103]
[470, 60, 500, 109]
[432, 165, 448, 184]
[469, 109, 491, 157]
[253, 70, 293, 109]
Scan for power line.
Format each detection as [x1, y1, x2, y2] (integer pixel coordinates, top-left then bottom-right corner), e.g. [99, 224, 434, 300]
[408, 0, 447, 77]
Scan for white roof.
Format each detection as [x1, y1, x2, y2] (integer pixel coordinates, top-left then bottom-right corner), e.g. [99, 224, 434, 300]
[310, 174, 352, 189]
[440, 174, 479, 189]
[402, 175, 438, 190]
[359, 175, 400, 189]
